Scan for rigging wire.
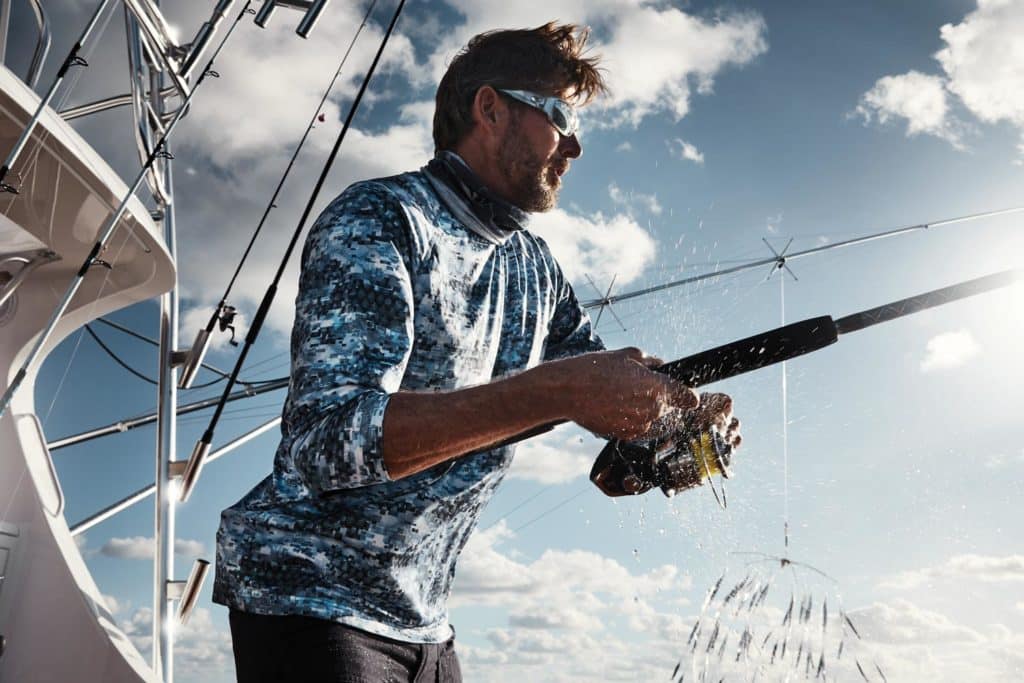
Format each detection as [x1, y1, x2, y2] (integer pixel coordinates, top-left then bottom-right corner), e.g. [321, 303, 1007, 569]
[85, 324, 157, 386]
[582, 205, 1024, 310]
[90, 317, 285, 388]
[84, 324, 230, 389]
[188, 0, 381, 360]
[185, 0, 408, 493]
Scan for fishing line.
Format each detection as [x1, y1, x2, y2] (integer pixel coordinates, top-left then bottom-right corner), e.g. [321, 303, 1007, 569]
[182, 0, 381, 385]
[0, 0, 256, 418]
[184, 0, 408, 498]
[781, 274, 789, 549]
[511, 483, 590, 534]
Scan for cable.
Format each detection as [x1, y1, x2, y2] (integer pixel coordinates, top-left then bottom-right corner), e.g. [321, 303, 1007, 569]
[85, 324, 157, 385]
[85, 323, 283, 390]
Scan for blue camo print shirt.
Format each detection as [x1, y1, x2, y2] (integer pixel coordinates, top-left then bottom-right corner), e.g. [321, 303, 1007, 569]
[213, 166, 602, 642]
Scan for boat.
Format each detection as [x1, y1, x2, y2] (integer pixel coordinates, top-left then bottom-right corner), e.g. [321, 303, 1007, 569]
[0, 2, 326, 681]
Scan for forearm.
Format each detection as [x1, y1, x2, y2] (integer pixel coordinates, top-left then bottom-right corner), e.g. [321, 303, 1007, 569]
[381, 361, 572, 479]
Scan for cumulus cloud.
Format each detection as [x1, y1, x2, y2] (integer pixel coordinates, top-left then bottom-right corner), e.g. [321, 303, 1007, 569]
[121, 606, 234, 677]
[428, 2, 766, 128]
[507, 426, 600, 484]
[854, 599, 983, 645]
[530, 209, 657, 285]
[99, 536, 207, 560]
[936, 0, 1024, 131]
[919, 329, 981, 372]
[843, 599, 1024, 682]
[451, 521, 697, 681]
[857, 0, 1024, 155]
[667, 137, 705, 164]
[881, 554, 1024, 590]
[855, 71, 964, 148]
[608, 181, 662, 216]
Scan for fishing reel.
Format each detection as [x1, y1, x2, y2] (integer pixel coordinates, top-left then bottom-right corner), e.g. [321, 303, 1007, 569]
[590, 426, 733, 498]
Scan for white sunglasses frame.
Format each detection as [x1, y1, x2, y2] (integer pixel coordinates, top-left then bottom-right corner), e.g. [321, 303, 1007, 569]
[496, 88, 580, 138]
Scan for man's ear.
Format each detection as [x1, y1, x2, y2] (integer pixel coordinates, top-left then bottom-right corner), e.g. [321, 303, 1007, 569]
[472, 86, 504, 132]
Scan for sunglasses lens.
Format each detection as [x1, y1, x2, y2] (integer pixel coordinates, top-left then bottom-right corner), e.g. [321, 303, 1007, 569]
[550, 102, 576, 137]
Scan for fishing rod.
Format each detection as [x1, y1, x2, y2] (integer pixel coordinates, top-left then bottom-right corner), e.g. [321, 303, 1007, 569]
[177, 0, 408, 503]
[0, 0, 119, 191]
[588, 268, 1022, 498]
[178, 0, 382, 389]
[0, 1, 256, 419]
[473, 269, 1021, 496]
[581, 206, 1024, 311]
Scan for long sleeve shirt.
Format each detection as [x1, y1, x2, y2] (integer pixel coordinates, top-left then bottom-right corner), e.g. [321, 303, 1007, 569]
[212, 165, 602, 642]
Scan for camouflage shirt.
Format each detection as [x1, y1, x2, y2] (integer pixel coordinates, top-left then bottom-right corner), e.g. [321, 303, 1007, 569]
[213, 163, 602, 642]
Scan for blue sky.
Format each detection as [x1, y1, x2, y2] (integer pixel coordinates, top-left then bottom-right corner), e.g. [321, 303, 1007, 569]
[15, 0, 1024, 680]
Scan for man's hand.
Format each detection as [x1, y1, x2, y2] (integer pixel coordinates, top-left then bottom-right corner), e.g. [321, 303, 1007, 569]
[554, 347, 699, 441]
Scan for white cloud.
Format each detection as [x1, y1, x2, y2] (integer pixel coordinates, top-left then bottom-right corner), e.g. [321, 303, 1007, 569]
[99, 536, 207, 560]
[615, 141, 633, 152]
[881, 554, 1024, 590]
[530, 209, 657, 286]
[451, 521, 698, 681]
[101, 593, 125, 615]
[120, 606, 234, 677]
[919, 329, 981, 372]
[857, 0, 1024, 155]
[854, 599, 983, 645]
[608, 181, 662, 216]
[508, 426, 599, 484]
[667, 137, 705, 164]
[936, 0, 1024, 131]
[855, 71, 964, 148]
[428, 2, 766, 128]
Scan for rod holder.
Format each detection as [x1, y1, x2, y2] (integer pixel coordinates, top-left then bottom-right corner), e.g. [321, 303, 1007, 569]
[178, 437, 211, 502]
[177, 327, 212, 388]
[253, 0, 277, 28]
[172, 559, 211, 625]
[296, 0, 329, 38]
[254, 0, 327, 38]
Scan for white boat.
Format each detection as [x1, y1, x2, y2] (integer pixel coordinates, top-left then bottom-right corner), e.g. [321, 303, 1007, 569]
[0, 2, 327, 680]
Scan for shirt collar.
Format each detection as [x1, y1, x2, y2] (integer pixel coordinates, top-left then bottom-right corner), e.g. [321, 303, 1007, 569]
[424, 151, 531, 242]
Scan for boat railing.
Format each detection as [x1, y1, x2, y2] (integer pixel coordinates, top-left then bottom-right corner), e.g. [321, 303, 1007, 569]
[0, 0, 52, 89]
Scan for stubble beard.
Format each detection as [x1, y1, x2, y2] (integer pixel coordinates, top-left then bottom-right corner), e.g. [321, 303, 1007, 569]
[497, 126, 560, 213]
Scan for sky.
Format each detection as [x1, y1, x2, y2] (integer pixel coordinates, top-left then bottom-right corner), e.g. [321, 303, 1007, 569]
[8, 0, 1024, 680]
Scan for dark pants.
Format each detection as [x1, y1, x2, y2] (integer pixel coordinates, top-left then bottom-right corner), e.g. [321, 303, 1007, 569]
[229, 610, 462, 683]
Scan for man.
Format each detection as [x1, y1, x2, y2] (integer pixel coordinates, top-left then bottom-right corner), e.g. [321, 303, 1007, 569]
[214, 22, 741, 682]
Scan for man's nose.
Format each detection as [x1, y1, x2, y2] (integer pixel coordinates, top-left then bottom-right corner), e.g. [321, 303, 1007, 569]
[560, 133, 582, 159]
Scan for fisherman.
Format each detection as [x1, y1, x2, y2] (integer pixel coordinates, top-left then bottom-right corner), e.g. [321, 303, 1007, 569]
[214, 22, 741, 682]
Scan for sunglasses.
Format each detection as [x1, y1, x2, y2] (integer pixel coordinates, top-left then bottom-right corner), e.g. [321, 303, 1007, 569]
[497, 89, 580, 138]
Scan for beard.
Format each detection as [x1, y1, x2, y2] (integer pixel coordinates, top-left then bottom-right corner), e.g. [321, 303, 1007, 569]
[496, 121, 561, 213]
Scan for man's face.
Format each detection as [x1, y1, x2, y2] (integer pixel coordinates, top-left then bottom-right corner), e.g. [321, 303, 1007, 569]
[495, 94, 582, 212]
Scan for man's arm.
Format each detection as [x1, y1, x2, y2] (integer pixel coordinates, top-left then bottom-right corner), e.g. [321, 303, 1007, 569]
[382, 347, 700, 479]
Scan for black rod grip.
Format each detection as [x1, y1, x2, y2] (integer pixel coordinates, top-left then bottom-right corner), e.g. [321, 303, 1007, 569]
[656, 315, 839, 387]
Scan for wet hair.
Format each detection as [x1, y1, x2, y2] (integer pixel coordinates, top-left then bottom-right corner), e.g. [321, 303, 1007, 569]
[433, 22, 608, 152]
